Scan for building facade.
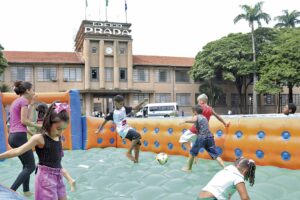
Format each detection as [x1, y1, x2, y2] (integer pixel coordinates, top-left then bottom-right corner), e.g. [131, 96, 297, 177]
[2, 20, 300, 116]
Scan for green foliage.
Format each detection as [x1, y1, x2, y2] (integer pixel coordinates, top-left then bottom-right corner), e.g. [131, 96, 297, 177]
[274, 10, 300, 28]
[0, 44, 8, 75]
[256, 28, 300, 97]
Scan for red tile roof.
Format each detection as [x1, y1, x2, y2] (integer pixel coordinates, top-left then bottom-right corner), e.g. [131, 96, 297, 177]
[133, 55, 194, 67]
[3, 51, 195, 67]
[3, 51, 84, 64]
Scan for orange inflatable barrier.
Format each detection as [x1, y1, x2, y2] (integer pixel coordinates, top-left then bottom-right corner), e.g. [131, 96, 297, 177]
[83, 115, 300, 170]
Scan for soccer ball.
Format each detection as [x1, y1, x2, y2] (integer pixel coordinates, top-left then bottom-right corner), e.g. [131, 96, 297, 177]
[156, 153, 168, 165]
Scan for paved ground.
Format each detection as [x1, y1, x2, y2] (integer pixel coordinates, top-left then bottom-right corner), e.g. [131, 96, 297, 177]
[0, 148, 300, 200]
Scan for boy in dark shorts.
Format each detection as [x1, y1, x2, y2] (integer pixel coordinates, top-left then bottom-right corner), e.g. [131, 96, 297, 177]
[95, 95, 147, 163]
[182, 105, 225, 172]
[283, 103, 297, 115]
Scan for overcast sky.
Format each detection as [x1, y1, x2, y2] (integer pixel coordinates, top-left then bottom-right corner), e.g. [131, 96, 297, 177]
[0, 0, 299, 57]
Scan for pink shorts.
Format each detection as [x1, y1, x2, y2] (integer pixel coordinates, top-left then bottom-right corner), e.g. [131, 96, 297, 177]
[35, 165, 66, 200]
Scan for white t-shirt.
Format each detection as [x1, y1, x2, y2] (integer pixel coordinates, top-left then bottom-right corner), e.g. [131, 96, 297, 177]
[105, 106, 132, 138]
[202, 165, 245, 200]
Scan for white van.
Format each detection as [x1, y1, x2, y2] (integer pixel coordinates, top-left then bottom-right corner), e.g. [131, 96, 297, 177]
[136, 103, 179, 118]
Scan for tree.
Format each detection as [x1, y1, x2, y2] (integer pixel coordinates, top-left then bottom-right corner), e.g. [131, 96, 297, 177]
[0, 44, 8, 74]
[0, 84, 10, 92]
[234, 1, 271, 114]
[256, 28, 300, 104]
[274, 10, 300, 28]
[190, 32, 253, 113]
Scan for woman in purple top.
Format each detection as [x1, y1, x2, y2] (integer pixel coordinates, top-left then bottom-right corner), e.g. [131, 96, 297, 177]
[8, 81, 41, 197]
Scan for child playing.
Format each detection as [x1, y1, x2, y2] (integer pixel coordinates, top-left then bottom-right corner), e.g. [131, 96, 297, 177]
[29, 102, 76, 192]
[283, 103, 297, 115]
[198, 157, 256, 200]
[182, 105, 225, 172]
[0, 102, 73, 200]
[95, 95, 147, 163]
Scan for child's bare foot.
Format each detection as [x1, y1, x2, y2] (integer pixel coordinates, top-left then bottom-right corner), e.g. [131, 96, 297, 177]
[126, 152, 135, 162]
[69, 179, 76, 192]
[181, 166, 192, 172]
[24, 191, 34, 197]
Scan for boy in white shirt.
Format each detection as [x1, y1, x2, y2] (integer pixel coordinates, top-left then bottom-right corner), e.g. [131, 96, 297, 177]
[95, 95, 147, 163]
[198, 157, 256, 200]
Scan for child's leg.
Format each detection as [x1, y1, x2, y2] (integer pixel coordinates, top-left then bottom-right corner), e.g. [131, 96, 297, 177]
[205, 136, 225, 168]
[216, 157, 225, 168]
[182, 154, 195, 172]
[125, 129, 142, 162]
[179, 130, 196, 152]
[62, 168, 76, 192]
[133, 144, 141, 163]
[182, 136, 203, 172]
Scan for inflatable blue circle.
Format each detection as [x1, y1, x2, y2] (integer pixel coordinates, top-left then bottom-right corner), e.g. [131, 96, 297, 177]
[281, 151, 291, 161]
[143, 127, 147, 133]
[132, 127, 137, 131]
[181, 144, 187, 151]
[257, 131, 265, 140]
[143, 140, 148, 147]
[256, 150, 264, 159]
[168, 128, 173, 135]
[281, 131, 291, 141]
[235, 131, 243, 139]
[216, 146, 223, 155]
[110, 126, 115, 132]
[235, 148, 243, 157]
[154, 141, 160, 148]
[199, 148, 204, 153]
[216, 130, 223, 138]
[154, 128, 160, 134]
[109, 138, 115, 144]
[168, 143, 173, 150]
[97, 138, 103, 144]
[182, 129, 187, 134]
[122, 139, 126, 144]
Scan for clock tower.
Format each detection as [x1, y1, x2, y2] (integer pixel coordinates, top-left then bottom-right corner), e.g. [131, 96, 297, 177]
[75, 20, 133, 115]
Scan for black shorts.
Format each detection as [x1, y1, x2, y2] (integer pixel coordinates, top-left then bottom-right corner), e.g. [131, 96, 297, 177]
[125, 129, 141, 144]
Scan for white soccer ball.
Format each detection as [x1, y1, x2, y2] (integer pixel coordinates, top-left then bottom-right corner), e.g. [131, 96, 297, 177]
[156, 153, 168, 165]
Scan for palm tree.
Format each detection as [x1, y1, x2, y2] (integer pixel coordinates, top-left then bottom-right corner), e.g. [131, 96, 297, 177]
[234, 1, 271, 114]
[274, 10, 300, 28]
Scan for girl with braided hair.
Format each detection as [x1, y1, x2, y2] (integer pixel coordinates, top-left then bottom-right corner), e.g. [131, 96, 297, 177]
[198, 157, 256, 200]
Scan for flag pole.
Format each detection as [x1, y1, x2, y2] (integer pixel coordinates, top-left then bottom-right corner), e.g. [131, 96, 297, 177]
[125, 0, 128, 23]
[105, 0, 108, 21]
[85, 0, 88, 20]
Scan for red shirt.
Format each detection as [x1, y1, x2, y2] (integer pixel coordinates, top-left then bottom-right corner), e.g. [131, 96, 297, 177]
[189, 104, 213, 134]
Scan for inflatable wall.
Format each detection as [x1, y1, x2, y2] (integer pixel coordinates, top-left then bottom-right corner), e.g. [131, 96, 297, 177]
[1, 90, 299, 169]
[83, 115, 300, 170]
[0, 90, 82, 152]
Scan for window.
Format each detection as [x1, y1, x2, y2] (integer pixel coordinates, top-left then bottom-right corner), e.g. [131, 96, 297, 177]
[155, 69, 170, 82]
[155, 93, 171, 103]
[105, 67, 113, 82]
[63, 67, 82, 81]
[264, 94, 275, 105]
[91, 47, 97, 54]
[215, 93, 227, 106]
[11, 66, 32, 81]
[248, 94, 253, 105]
[119, 48, 126, 54]
[176, 93, 190, 106]
[195, 93, 200, 104]
[119, 68, 127, 81]
[231, 93, 240, 106]
[175, 70, 190, 83]
[37, 67, 56, 81]
[280, 94, 300, 106]
[133, 68, 149, 82]
[133, 93, 149, 105]
[91, 67, 99, 81]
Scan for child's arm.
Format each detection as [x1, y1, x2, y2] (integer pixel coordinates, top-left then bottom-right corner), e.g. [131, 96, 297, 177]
[212, 109, 230, 127]
[95, 120, 108, 134]
[0, 134, 41, 160]
[27, 128, 35, 136]
[62, 168, 76, 192]
[181, 115, 198, 124]
[236, 182, 250, 200]
[132, 99, 148, 113]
